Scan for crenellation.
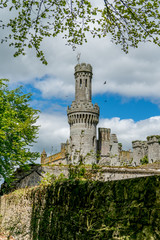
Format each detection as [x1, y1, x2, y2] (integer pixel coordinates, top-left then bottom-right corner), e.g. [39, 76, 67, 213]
[75, 63, 92, 74]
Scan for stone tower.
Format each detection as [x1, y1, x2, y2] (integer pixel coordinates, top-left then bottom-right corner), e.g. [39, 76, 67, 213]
[41, 149, 47, 164]
[147, 136, 160, 163]
[67, 63, 99, 164]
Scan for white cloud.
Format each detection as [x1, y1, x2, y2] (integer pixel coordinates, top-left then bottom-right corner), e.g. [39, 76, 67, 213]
[33, 112, 69, 155]
[34, 75, 74, 99]
[99, 116, 160, 150]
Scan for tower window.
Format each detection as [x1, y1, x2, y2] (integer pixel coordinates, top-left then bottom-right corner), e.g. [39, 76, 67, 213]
[85, 79, 87, 87]
[93, 136, 96, 147]
[80, 79, 82, 87]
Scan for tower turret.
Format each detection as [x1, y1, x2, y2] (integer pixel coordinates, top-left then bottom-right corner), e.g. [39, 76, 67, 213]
[75, 63, 92, 102]
[67, 63, 99, 164]
[41, 149, 47, 164]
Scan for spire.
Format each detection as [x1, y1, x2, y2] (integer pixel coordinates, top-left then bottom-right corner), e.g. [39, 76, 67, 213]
[42, 149, 46, 154]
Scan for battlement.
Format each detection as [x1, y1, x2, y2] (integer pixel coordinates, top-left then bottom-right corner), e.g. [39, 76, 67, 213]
[68, 112, 99, 125]
[147, 135, 160, 144]
[98, 128, 111, 133]
[67, 101, 99, 115]
[132, 140, 147, 148]
[75, 63, 92, 74]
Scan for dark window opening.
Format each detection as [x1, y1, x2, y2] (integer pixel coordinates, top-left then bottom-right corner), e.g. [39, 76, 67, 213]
[85, 79, 87, 87]
[93, 136, 96, 147]
[80, 79, 82, 87]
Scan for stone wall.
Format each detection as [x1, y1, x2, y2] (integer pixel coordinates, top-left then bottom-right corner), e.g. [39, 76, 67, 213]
[119, 150, 133, 166]
[1, 176, 160, 239]
[41, 143, 68, 165]
[98, 128, 121, 166]
[1, 165, 160, 195]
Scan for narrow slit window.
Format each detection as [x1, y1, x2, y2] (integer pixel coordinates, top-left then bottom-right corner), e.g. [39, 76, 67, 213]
[85, 79, 87, 87]
[80, 79, 82, 87]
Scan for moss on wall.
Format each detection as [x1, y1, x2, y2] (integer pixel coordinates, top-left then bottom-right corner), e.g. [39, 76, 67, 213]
[1, 176, 160, 239]
[30, 176, 160, 240]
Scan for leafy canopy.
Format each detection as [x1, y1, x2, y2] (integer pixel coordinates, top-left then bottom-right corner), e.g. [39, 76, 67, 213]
[0, 0, 160, 64]
[0, 79, 40, 182]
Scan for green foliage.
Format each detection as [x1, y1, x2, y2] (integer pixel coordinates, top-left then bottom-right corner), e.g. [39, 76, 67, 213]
[0, 79, 40, 182]
[118, 143, 122, 150]
[1, 0, 160, 63]
[40, 172, 67, 186]
[40, 172, 56, 185]
[147, 135, 160, 141]
[92, 163, 101, 170]
[68, 164, 86, 180]
[96, 150, 101, 162]
[30, 176, 160, 239]
[140, 155, 149, 165]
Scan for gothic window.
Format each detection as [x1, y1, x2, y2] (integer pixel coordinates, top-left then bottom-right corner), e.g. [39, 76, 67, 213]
[85, 79, 87, 87]
[80, 79, 82, 87]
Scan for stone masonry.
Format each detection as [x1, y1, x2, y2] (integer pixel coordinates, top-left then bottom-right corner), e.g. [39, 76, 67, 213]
[132, 136, 160, 165]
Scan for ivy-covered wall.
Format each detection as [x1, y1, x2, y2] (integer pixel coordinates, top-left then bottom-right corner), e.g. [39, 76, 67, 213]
[1, 176, 160, 240]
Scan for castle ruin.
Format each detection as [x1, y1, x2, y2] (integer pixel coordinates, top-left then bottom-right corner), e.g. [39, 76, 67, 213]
[41, 63, 160, 166]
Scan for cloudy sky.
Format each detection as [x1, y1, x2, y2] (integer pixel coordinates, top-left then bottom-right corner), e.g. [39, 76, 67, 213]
[1, 28, 160, 159]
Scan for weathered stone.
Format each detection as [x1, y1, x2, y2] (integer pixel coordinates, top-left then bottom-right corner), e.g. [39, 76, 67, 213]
[1, 176, 160, 239]
[147, 136, 160, 163]
[132, 140, 148, 165]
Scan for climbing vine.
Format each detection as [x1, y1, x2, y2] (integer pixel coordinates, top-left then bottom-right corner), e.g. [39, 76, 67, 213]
[30, 176, 160, 239]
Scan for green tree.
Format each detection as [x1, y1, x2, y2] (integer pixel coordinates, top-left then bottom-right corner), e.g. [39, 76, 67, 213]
[0, 0, 160, 64]
[0, 79, 40, 182]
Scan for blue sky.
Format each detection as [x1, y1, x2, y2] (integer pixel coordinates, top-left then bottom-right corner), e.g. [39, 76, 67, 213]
[28, 85, 160, 122]
[1, 31, 160, 155]
[93, 94, 160, 121]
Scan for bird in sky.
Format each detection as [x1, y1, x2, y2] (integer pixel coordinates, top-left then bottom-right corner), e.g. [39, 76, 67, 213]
[104, 81, 107, 84]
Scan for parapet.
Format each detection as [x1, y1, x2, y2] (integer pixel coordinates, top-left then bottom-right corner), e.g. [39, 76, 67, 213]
[132, 140, 147, 148]
[67, 101, 99, 115]
[147, 135, 160, 144]
[75, 63, 92, 74]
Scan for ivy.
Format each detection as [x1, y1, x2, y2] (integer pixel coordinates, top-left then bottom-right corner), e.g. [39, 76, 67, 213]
[30, 176, 160, 239]
[140, 155, 149, 165]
